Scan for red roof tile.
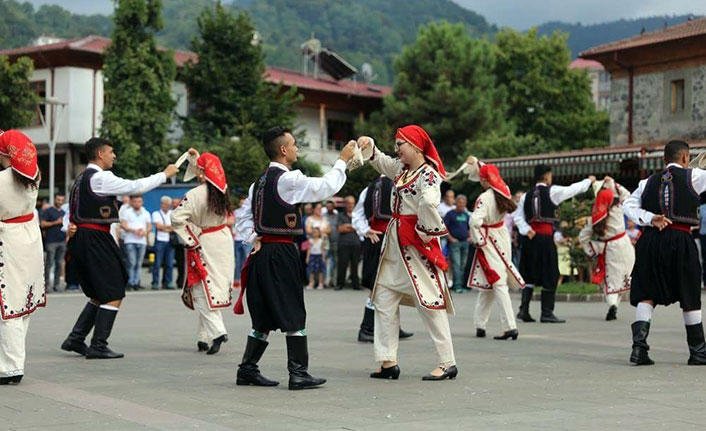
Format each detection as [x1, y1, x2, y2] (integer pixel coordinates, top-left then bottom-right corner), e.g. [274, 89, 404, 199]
[580, 17, 706, 57]
[569, 58, 603, 70]
[264, 66, 390, 99]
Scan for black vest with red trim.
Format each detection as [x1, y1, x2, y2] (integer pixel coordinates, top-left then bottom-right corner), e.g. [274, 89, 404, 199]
[641, 166, 699, 226]
[364, 176, 393, 221]
[69, 168, 120, 224]
[252, 166, 304, 236]
[523, 185, 559, 223]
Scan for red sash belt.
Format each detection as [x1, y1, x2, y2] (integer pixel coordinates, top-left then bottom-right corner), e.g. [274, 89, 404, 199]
[530, 222, 553, 236]
[2, 213, 34, 223]
[482, 221, 505, 229]
[201, 224, 226, 234]
[233, 234, 294, 315]
[392, 213, 448, 271]
[185, 224, 227, 293]
[591, 231, 627, 285]
[77, 223, 111, 232]
[472, 222, 504, 287]
[666, 223, 693, 234]
[370, 217, 390, 233]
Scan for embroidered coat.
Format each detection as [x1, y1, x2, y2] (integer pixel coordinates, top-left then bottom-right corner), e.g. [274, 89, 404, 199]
[171, 184, 234, 310]
[367, 146, 454, 314]
[0, 169, 45, 320]
[578, 181, 634, 295]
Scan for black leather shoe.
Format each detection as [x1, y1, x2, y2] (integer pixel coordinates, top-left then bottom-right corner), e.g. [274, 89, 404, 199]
[358, 328, 374, 343]
[237, 337, 280, 386]
[197, 341, 209, 352]
[540, 314, 566, 323]
[370, 365, 400, 380]
[422, 365, 458, 381]
[207, 334, 228, 355]
[517, 287, 535, 322]
[0, 375, 22, 385]
[399, 328, 414, 339]
[686, 323, 706, 365]
[606, 305, 618, 321]
[286, 336, 326, 390]
[61, 302, 98, 356]
[476, 328, 486, 338]
[494, 329, 519, 340]
[85, 308, 124, 359]
[630, 321, 654, 365]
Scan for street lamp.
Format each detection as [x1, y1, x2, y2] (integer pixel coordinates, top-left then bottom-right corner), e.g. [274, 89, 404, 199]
[37, 97, 68, 203]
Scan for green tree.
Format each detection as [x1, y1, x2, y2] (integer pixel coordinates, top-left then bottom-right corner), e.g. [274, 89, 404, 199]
[358, 21, 511, 165]
[101, 0, 177, 177]
[494, 28, 609, 154]
[0, 55, 38, 130]
[181, 3, 300, 193]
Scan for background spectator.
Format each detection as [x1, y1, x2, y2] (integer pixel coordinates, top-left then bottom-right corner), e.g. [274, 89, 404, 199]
[121, 195, 151, 290]
[306, 227, 327, 290]
[443, 194, 471, 293]
[336, 195, 361, 290]
[172, 197, 186, 289]
[233, 197, 252, 288]
[151, 195, 176, 290]
[323, 200, 339, 286]
[40, 194, 67, 292]
[438, 189, 455, 218]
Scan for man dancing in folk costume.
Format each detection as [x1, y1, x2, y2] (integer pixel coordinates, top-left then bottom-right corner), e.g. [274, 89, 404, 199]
[352, 175, 414, 343]
[623, 140, 706, 366]
[234, 126, 356, 390]
[578, 177, 634, 321]
[358, 125, 458, 381]
[463, 156, 525, 341]
[512, 165, 595, 323]
[171, 149, 234, 355]
[61, 138, 178, 359]
[0, 130, 45, 384]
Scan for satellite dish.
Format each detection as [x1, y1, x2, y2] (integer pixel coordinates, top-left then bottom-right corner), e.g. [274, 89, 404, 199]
[361, 62, 377, 83]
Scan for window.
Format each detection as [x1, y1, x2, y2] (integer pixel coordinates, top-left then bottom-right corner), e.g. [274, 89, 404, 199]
[671, 79, 685, 114]
[326, 120, 354, 151]
[29, 81, 46, 127]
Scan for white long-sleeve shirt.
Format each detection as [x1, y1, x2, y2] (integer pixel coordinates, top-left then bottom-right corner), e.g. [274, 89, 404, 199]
[512, 178, 592, 236]
[236, 160, 347, 245]
[352, 187, 369, 241]
[623, 163, 706, 226]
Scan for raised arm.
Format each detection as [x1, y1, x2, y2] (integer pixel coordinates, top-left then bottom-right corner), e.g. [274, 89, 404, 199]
[549, 177, 594, 205]
[91, 170, 167, 197]
[358, 137, 403, 180]
[278, 160, 347, 205]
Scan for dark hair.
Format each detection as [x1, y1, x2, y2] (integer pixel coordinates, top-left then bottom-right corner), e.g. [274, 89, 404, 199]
[262, 126, 291, 160]
[129, 195, 142, 199]
[206, 182, 231, 218]
[12, 169, 40, 190]
[593, 219, 607, 238]
[494, 190, 517, 214]
[664, 140, 690, 163]
[534, 164, 551, 183]
[85, 137, 112, 161]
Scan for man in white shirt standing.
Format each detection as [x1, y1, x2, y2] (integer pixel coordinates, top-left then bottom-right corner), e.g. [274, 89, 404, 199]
[151, 196, 176, 290]
[121, 196, 151, 291]
[61, 138, 177, 360]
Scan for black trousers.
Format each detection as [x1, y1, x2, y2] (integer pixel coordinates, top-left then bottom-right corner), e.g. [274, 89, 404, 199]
[700, 235, 706, 286]
[174, 243, 185, 288]
[337, 242, 361, 289]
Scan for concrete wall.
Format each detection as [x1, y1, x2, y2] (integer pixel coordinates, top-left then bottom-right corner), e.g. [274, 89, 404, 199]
[609, 64, 706, 146]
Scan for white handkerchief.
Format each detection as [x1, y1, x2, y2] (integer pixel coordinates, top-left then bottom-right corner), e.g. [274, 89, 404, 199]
[690, 152, 706, 169]
[177, 151, 200, 182]
[444, 162, 470, 182]
[347, 144, 365, 171]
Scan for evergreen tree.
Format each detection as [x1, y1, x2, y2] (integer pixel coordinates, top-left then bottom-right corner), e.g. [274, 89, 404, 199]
[181, 2, 300, 194]
[101, 0, 177, 177]
[0, 55, 38, 130]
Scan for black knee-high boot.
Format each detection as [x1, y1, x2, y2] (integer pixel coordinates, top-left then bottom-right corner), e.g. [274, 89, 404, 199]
[286, 336, 326, 390]
[86, 307, 124, 359]
[685, 323, 706, 365]
[236, 337, 280, 386]
[630, 321, 654, 365]
[358, 307, 375, 342]
[61, 302, 98, 355]
[540, 290, 565, 323]
[516, 287, 535, 322]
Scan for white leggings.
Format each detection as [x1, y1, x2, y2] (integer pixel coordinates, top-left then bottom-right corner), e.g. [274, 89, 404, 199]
[0, 315, 30, 377]
[192, 284, 227, 343]
[474, 283, 517, 332]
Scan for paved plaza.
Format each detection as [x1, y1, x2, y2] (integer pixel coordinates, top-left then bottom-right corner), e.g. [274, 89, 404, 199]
[1, 288, 706, 430]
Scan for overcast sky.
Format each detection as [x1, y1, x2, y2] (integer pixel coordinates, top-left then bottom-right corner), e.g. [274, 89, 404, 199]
[25, 0, 706, 29]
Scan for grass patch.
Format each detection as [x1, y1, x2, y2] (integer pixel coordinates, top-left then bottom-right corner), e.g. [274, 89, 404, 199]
[557, 282, 601, 294]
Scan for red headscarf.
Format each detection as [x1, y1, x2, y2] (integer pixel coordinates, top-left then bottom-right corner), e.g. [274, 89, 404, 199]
[479, 163, 511, 200]
[197, 152, 227, 193]
[1, 130, 39, 180]
[395, 125, 446, 177]
[592, 188, 614, 225]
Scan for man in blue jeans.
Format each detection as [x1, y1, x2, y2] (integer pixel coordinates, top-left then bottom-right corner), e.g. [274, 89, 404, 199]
[443, 195, 471, 293]
[151, 196, 176, 290]
[120, 196, 151, 290]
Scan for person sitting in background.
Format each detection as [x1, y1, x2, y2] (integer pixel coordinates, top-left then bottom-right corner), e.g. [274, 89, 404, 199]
[151, 196, 175, 290]
[443, 195, 471, 293]
[120, 196, 151, 291]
